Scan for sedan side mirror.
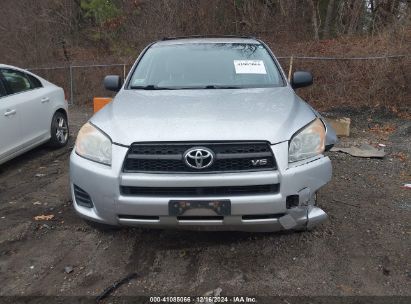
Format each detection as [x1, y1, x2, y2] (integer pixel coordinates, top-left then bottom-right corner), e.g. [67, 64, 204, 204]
[104, 75, 122, 92]
[291, 71, 313, 89]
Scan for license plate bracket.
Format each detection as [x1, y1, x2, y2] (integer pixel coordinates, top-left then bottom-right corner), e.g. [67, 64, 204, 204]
[169, 200, 231, 216]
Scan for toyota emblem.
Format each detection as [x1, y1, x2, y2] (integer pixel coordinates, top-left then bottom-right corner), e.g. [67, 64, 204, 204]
[183, 147, 215, 169]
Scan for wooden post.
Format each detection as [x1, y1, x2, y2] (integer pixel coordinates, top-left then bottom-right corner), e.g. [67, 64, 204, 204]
[288, 56, 294, 82]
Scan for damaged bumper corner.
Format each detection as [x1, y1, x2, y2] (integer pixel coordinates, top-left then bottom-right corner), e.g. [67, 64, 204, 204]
[278, 206, 328, 231]
[306, 206, 328, 230]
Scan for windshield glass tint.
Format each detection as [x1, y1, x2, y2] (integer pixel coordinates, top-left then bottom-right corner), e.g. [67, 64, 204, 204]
[129, 43, 284, 89]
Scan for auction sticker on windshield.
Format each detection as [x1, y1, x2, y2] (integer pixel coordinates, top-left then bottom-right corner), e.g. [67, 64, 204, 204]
[234, 60, 267, 74]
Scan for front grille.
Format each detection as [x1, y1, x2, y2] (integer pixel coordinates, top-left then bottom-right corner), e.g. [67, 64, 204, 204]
[120, 184, 279, 197]
[73, 185, 93, 208]
[123, 142, 276, 173]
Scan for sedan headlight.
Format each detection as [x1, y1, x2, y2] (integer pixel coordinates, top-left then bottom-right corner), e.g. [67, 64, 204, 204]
[75, 122, 112, 165]
[289, 118, 325, 162]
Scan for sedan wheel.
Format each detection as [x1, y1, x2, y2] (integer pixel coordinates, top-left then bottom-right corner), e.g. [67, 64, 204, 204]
[49, 112, 69, 148]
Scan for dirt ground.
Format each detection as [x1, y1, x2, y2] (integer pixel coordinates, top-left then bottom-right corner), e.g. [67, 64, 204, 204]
[0, 105, 410, 299]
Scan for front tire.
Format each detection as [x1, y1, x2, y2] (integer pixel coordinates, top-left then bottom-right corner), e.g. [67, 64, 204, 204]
[49, 111, 69, 148]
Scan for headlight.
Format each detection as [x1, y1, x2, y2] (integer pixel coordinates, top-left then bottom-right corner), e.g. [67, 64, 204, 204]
[289, 118, 325, 162]
[75, 122, 112, 165]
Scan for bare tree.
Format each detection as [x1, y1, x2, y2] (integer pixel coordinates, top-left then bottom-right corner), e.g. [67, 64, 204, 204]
[323, 0, 336, 38]
[310, 0, 321, 40]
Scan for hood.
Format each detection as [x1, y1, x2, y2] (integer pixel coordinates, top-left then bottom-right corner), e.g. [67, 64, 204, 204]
[91, 87, 316, 146]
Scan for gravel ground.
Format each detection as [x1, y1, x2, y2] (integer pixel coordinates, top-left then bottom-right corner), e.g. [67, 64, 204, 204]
[0, 105, 410, 299]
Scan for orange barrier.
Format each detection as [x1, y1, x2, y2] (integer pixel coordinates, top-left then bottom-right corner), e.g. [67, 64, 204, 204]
[93, 97, 113, 113]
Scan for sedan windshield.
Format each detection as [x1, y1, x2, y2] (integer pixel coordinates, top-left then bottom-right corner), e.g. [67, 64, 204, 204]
[128, 43, 284, 90]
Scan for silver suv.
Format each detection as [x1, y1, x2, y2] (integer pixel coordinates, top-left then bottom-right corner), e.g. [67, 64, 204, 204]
[70, 36, 337, 232]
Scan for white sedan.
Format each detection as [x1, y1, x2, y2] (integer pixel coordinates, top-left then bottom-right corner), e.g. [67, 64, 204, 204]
[0, 64, 69, 165]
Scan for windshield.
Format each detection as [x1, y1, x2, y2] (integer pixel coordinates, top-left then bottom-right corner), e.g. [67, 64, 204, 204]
[128, 43, 284, 90]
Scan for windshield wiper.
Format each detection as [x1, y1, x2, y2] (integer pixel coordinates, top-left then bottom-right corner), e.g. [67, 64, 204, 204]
[130, 84, 241, 90]
[204, 85, 240, 89]
[130, 85, 177, 90]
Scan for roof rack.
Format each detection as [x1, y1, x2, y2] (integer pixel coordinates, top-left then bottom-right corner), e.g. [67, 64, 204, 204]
[161, 35, 257, 41]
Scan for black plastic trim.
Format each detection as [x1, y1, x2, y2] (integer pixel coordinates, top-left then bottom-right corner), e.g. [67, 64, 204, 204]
[73, 185, 93, 208]
[242, 213, 285, 220]
[161, 35, 257, 41]
[120, 184, 279, 197]
[118, 215, 159, 220]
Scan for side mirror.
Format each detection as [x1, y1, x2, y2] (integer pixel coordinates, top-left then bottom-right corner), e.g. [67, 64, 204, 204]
[291, 71, 313, 89]
[104, 75, 122, 92]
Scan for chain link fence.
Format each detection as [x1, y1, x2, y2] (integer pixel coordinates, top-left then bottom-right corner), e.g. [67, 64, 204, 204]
[27, 55, 409, 110]
[27, 64, 129, 106]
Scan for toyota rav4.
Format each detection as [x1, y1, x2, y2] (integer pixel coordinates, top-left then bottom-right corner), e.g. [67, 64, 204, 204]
[70, 36, 337, 232]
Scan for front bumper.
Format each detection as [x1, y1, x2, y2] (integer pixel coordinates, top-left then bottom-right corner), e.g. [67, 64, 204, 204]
[69, 142, 332, 232]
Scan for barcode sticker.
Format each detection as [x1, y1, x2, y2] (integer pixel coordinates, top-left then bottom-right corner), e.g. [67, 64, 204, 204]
[234, 60, 267, 74]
